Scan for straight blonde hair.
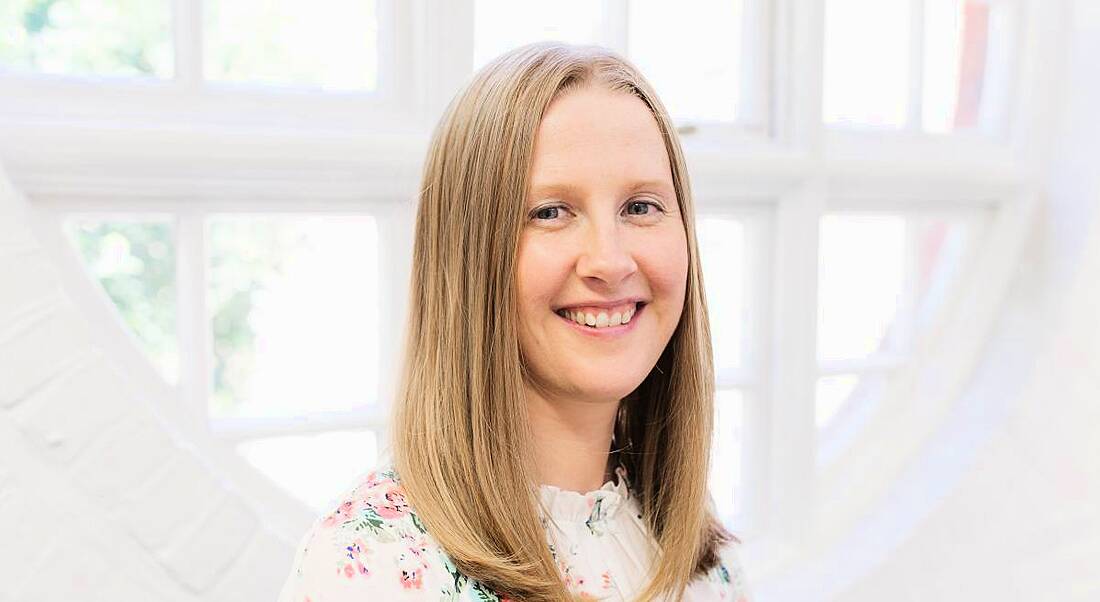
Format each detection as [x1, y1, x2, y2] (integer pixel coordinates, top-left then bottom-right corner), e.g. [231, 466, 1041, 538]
[391, 42, 736, 601]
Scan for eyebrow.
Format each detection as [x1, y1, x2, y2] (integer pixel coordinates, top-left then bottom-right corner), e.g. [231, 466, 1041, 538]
[528, 179, 674, 199]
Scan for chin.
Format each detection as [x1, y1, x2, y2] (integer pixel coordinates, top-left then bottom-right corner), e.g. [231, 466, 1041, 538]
[566, 366, 651, 402]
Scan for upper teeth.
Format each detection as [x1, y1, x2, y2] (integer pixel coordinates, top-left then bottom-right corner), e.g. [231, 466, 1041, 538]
[556, 303, 638, 328]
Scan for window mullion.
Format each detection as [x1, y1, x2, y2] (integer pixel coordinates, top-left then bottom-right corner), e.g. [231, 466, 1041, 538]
[781, 0, 826, 153]
[172, 0, 203, 89]
[740, 0, 773, 131]
[374, 202, 415, 456]
[738, 208, 775, 535]
[409, 0, 474, 121]
[897, 214, 923, 354]
[764, 183, 823, 543]
[176, 212, 210, 433]
[601, 0, 629, 55]
[908, 0, 926, 131]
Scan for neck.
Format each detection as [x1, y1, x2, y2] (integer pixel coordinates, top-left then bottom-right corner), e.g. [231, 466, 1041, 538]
[526, 384, 620, 494]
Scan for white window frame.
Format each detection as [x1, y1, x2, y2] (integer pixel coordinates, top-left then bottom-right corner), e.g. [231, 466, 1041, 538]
[1, 0, 1055, 572]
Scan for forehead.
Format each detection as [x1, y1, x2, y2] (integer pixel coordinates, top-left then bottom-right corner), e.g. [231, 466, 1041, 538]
[528, 87, 674, 196]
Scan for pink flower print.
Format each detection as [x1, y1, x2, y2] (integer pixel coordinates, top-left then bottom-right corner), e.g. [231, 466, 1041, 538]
[337, 537, 371, 580]
[559, 560, 575, 588]
[397, 540, 431, 590]
[365, 481, 411, 520]
[322, 498, 358, 528]
[400, 568, 424, 590]
[348, 470, 398, 502]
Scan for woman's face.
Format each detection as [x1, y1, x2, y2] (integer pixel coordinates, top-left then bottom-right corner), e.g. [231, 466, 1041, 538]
[517, 85, 689, 405]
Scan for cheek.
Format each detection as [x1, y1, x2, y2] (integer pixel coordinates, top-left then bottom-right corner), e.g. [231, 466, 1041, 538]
[515, 235, 571, 322]
[636, 227, 689, 304]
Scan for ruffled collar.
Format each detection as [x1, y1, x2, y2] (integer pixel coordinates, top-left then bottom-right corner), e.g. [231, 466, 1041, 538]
[538, 463, 632, 524]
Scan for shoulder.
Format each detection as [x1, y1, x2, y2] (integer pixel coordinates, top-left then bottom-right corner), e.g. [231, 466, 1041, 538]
[708, 538, 753, 602]
[278, 466, 510, 601]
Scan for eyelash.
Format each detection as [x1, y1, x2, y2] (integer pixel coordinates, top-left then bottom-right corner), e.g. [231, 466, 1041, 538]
[529, 199, 665, 221]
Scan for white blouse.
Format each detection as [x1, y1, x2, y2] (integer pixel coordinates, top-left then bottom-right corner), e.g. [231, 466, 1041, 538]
[277, 461, 752, 601]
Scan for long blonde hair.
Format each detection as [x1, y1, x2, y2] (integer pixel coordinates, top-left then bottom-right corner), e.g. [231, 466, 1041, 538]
[391, 41, 735, 601]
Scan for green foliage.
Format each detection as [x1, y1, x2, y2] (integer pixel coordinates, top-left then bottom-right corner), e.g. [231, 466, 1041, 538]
[207, 218, 305, 416]
[66, 217, 306, 414]
[66, 219, 178, 383]
[0, 0, 172, 77]
[21, 0, 57, 34]
[202, 0, 378, 90]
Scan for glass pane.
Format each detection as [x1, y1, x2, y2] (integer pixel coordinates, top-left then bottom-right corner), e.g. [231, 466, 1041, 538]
[0, 0, 172, 78]
[697, 218, 745, 375]
[709, 389, 744, 521]
[205, 0, 378, 91]
[913, 217, 973, 330]
[628, 0, 743, 123]
[816, 372, 890, 434]
[237, 429, 378, 512]
[816, 374, 859, 429]
[207, 215, 379, 419]
[923, 0, 1012, 134]
[816, 214, 981, 432]
[823, 0, 910, 128]
[473, 0, 604, 71]
[817, 214, 906, 361]
[818, 213, 980, 363]
[63, 216, 178, 384]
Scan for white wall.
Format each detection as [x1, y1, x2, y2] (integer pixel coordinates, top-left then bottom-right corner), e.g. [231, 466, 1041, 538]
[0, 170, 293, 600]
[830, 3, 1100, 599]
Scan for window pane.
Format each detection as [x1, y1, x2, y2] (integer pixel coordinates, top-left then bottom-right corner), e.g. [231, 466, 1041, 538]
[628, 0, 743, 123]
[237, 429, 378, 511]
[709, 388, 744, 521]
[912, 218, 973, 330]
[816, 372, 889, 432]
[63, 216, 178, 384]
[817, 214, 906, 361]
[698, 218, 745, 375]
[816, 373, 859, 429]
[816, 214, 980, 432]
[823, 0, 910, 128]
[818, 213, 980, 362]
[207, 215, 379, 419]
[204, 0, 378, 91]
[923, 0, 1012, 134]
[473, 0, 604, 71]
[0, 0, 172, 78]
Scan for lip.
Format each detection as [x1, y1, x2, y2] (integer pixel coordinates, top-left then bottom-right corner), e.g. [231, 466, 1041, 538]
[554, 297, 648, 311]
[555, 302, 645, 338]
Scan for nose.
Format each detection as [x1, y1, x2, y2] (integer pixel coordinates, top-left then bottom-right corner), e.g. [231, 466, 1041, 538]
[575, 219, 638, 288]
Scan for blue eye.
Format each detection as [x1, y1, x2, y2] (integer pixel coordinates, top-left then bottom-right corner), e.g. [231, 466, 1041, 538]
[533, 206, 560, 220]
[626, 201, 658, 215]
[529, 200, 662, 223]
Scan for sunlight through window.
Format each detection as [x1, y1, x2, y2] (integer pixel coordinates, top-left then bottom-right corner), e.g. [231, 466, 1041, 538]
[206, 215, 380, 419]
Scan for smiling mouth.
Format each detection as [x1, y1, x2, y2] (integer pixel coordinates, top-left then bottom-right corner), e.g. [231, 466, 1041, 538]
[555, 302, 645, 329]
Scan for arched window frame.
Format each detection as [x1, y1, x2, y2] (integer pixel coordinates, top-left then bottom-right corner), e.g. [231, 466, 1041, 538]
[1, 0, 1055, 579]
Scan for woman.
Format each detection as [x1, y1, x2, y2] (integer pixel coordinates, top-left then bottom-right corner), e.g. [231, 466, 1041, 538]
[278, 42, 752, 602]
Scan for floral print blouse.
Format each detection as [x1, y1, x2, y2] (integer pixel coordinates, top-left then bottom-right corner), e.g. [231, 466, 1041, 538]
[277, 461, 752, 601]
